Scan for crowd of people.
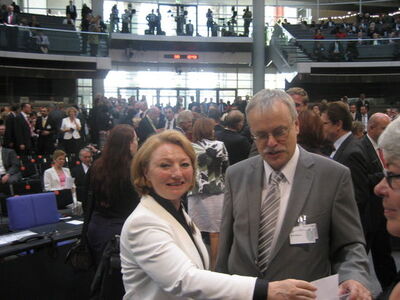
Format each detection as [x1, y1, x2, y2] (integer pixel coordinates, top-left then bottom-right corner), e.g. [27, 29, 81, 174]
[1, 87, 399, 299]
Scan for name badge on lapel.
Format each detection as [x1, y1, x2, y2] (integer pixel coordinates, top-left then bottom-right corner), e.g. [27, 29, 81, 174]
[289, 215, 318, 245]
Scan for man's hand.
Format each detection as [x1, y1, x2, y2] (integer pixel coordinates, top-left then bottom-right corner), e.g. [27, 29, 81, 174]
[339, 280, 371, 300]
[19, 144, 25, 150]
[1, 174, 10, 184]
[41, 130, 50, 136]
[268, 279, 317, 300]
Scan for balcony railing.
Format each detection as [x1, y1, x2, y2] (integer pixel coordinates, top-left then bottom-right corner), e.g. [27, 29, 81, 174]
[0, 24, 109, 57]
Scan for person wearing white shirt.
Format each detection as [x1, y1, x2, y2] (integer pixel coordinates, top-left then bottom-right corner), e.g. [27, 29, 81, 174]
[60, 107, 82, 155]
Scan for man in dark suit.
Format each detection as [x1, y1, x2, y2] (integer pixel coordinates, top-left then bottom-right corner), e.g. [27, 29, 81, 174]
[216, 90, 371, 299]
[71, 147, 92, 206]
[35, 107, 56, 155]
[163, 106, 177, 130]
[3, 5, 19, 50]
[321, 101, 370, 234]
[215, 110, 250, 165]
[4, 105, 18, 149]
[14, 103, 33, 155]
[137, 107, 165, 145]
[66, 0, 77, 22]
[356, 93, 370, 113]
[0, 146, 21, 193]
[359, 113, 397, 290]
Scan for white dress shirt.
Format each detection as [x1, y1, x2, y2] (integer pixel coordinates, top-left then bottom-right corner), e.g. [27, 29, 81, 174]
[261, 145, 300, 255]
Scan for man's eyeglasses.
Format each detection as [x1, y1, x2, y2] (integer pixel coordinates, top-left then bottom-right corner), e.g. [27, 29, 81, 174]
[252, 125, 291, 143]
[383, 169, 400, 190]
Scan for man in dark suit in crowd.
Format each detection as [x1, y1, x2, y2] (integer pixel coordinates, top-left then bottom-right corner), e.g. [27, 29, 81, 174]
[163, 106, 177, 130]
[71, 147, 92, 206]
[215, 110, 250, 165]
[356, 93, 370, 113]
[357, 105, 369, 131]
[14, 103, 33, 155]
[35, 107, 56, 155]
[4, 105, 18, 149]
[217, 89, 371, 299]
[359, 113, 397, 290]
[321, 101, 370, 234]
[66, 0, 77, 22]
[137, 106, 165, 145]
[3, 5, 19, 50]
[0, 145, 21, 193]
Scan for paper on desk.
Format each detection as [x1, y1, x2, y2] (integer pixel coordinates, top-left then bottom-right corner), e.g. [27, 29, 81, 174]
[0, 230, 37, 246]
[311, 274, 340, 300]
[66, 220, 83, 225]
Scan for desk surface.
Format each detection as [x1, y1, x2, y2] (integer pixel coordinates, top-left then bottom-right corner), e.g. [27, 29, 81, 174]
[0, 219, 83, 258]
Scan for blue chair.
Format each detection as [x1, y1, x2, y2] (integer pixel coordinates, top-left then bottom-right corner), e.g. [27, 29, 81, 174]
[7, 192, 60, 231]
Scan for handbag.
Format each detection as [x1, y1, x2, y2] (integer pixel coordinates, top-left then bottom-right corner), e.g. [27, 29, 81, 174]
[65, 189, 94, 271]
[65, 237, 93, 270]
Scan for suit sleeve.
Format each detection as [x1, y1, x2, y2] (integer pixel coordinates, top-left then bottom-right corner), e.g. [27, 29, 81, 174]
[215, 167, 234, 274]
[121, 215, 257, 300]
[6, 149, 20, 176]
[330, 168, 370, 288]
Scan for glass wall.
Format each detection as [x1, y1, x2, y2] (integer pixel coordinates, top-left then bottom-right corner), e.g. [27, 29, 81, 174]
[104, 69, 287, 106]
[77, 78, 93, 108]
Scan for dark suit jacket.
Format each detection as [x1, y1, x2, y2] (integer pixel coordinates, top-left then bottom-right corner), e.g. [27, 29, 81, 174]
[14, 113, 32, 150]
[333, 134, 369, 231]
[2, 12, 18, 24]
[137, 116, 165, 145]
[35, 116, 56, 153]
[215, 128, 250, 165]
[359, 135, 385, 233]
[356, 100, 370, 112]
[66, 4, 77, 20]
[71, 164, 88, 204]
[4, 112, 16, 148]
[1, 147, 21, 183]
[216, 148, 369, 287]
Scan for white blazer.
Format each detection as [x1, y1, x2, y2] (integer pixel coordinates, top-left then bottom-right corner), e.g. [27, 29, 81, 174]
[120, 195, 256, 300]
[61, 117, 81, 140]
[43, 167, 75, 191]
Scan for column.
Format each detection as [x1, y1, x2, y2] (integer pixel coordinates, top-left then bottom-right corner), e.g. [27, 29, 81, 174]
[92, 79, 105, 96]
[252, 0, 265, 94]
[91, 0, 104, 19]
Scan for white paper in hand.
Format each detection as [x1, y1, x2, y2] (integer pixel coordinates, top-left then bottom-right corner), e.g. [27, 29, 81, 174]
[311, 274, 339, 300]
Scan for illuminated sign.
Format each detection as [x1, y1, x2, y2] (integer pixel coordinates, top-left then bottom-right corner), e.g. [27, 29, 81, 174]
[164, 54, 199, 60]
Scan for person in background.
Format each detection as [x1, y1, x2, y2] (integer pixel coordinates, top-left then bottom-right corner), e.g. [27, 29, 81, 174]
[43, 150, 77, 206]
[66, 0, 77, 22]
[120, 130, 317, 300]
[0, 144, 21, 194]
[286, 87, 309, 113]
[297, 110, 325, 155]
[176, 110, 194, 141]
[61, 107, 81, 155]
[216, 110, 250, 165]
[35, 106, 56, 155]
[71, 147, 92, 208]
[352, 121, 365, 139]
[188, 118, 229, 270]
[374, 117, 400, 300]
[87, 124, 139, 264]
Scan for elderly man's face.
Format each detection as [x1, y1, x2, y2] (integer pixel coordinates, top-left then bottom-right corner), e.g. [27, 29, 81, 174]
[80, 150, 93, 166]
[375, 160, 400, 237]
[248, 102, 299, 170]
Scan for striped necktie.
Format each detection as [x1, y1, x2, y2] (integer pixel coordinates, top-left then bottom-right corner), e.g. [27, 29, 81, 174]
[258, 171, 285, 274]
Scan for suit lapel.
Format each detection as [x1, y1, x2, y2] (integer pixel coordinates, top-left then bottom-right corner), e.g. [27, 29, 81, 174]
[268, 148, 315, 265]
[333, 134, 353, 161]
[247, 156, 265, 259]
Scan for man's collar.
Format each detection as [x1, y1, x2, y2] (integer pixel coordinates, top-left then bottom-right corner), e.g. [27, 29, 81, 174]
[333, 131, 352, 152]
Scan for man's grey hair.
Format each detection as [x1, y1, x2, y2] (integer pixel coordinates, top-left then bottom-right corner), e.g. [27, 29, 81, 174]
[245, 89, 298, 121]
[177, 110, 193, 124]
[378, 117, 400, 165]
[79, 147, 92, 159]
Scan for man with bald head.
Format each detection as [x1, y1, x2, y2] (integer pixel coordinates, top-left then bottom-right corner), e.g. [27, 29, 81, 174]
[360, 113, 397, 290]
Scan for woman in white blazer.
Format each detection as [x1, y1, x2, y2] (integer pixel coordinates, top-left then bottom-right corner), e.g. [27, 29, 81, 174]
[60, 106, 81, 155]
[43, 149, 77, 203]
[120, 130, 316, 300]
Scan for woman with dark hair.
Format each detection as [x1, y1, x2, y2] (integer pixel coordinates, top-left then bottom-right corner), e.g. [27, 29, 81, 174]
[297, 110, 326, 155]
[87, 124, 139, 265]
[188, 118, 229, 270]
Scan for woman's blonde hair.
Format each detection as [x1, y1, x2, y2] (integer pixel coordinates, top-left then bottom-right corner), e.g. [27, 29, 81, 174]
[52, 149, 66, 161]
[131, 130, 196, 196]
